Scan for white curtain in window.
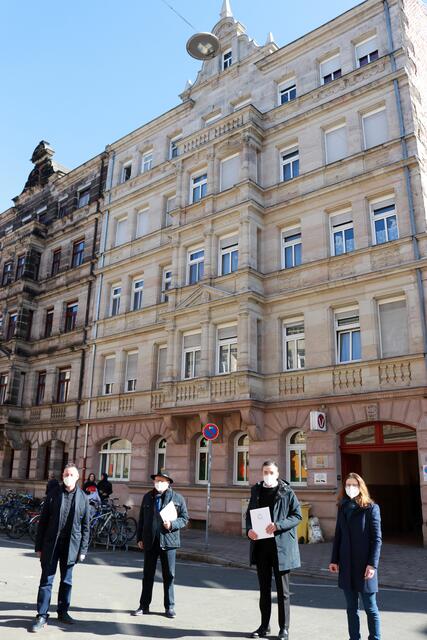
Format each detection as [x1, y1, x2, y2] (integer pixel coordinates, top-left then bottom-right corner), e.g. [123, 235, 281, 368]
[379, 300, 408, 357]
[220, 155, 240, 191]
[136, 209, 149, 237]
[325, 126, 347, 163]
[115, 218, 128, 245]
[126, 352, 138, 382]
[104, 357, 115, 385]
[157, 346, 167, 382]
[363, 109, 388, 148]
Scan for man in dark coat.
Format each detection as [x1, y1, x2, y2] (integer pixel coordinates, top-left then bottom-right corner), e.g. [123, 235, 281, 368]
[30, 463, 90, 633]
[246, 460, 302, 640]
[97, 472, 113, 502]
[132, 470, 189, 619]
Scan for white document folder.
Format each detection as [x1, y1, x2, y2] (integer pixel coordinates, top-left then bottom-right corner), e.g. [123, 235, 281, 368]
[250, 507, 274, 539]
[160, 501, 178, 522]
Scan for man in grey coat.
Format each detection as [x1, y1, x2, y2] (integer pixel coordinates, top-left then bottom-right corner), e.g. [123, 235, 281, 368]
[30, 463, 90, 633]
[246, 460, 302, 640]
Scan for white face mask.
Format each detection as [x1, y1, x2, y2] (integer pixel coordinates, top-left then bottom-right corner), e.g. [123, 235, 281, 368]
[345, 485, 360, 499]
[154, 481, 169, 493]
[63, 476, 77, 488]
[263, 474, 279, 488]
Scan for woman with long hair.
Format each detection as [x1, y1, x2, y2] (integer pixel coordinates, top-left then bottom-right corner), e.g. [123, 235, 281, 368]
[329, 472, 382, 640]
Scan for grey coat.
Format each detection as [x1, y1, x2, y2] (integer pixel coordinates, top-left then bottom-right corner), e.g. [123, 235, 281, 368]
[246, 479, 302, 571]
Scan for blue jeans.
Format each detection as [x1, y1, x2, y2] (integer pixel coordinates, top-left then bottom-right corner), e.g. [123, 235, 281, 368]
[343, 590, 381, 640]
[36, 542, 74, 618]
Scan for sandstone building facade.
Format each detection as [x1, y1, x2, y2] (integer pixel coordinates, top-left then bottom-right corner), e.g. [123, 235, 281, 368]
[1, 0, 426, 544]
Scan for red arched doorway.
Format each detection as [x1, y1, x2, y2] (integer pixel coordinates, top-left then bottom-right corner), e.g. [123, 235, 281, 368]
[340, 422, 422, 543]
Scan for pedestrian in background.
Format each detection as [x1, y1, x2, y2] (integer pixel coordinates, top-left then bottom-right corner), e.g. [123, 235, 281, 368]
[45, 472, 59, 496]
[97, 472, 113, 502]
[30, 463, 90, 633]
[83, 472, 97, 495]
[246, 460, 302, 640]
[132, 470, 188, 619]
[329, 472, 382, 640]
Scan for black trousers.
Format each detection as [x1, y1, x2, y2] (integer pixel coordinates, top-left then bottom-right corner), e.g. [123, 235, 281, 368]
[140, 539, 176, 610]
[255, 542, 290, 630]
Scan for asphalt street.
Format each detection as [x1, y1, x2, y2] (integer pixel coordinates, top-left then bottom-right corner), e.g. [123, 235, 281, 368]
[0, 537, 425, 639]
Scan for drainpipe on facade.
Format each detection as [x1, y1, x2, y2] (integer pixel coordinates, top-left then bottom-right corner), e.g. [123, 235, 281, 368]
[82, 150, 115, 480]
[383, 0, 427, 372]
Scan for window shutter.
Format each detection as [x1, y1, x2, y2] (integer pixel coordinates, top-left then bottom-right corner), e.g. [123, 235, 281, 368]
[157, 347, 167, 382]
[331, 210, 352, 227]
[166, 196, 176, 213]
[379, 300, 408, 357]
[218, 325, 237, 340]
[220, 155, 240, 191]
[356, 37, 377, 60]
[363, 109, 388, 148]
[104, 357, 115, 385]
[183, 333, 201, 349]
[126, 352, 138, 381]
[220, 235, 238, 250]
[137, 209, 149, 236]
[325, 126, 347, 163]
[320, 55, 340, 77]
[116, 218, 128, 245]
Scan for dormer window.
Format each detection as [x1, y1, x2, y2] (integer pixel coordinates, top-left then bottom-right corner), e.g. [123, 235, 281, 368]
[222, 49, 232, 70]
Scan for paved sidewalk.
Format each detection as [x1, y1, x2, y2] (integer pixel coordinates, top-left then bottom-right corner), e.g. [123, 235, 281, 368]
[178, 528, 427, 591]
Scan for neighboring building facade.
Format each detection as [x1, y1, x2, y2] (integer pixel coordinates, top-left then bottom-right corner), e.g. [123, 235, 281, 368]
[1, 0, 427, 544]
[0, 141, 106, 487]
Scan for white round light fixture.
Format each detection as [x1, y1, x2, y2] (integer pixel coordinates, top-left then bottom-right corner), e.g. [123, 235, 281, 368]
[186, 32, 220, 60]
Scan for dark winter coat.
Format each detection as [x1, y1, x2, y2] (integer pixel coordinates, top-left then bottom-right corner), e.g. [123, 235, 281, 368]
[137, 487, 189, 550]
[330, 499, 382, 593]
[35, 485, 90, 567]
[246, 479, 302, 571]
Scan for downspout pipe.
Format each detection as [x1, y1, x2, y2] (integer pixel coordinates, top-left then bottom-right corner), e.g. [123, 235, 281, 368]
[383, 0, 427, 369]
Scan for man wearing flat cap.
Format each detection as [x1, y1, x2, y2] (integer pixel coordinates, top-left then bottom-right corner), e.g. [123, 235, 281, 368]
[132, 469, 188, 619]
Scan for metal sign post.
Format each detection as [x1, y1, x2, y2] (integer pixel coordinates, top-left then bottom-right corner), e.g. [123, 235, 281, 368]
[202, 423, 219, 549]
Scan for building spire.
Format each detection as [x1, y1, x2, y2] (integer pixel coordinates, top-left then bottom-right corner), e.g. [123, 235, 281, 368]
[265, 32, 275, 45]
[220, 0, 233, 19]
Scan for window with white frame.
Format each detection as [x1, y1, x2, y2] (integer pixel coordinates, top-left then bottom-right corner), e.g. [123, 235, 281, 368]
[281, 147, 299, 181]
[110, 284, 121, 316]
[103, 355, 115, 395]
[325, 124, 347, 163]
[121, 163, 132, 183]
[287, 430, 307, 486]
[165, 195, 176, 227]
[222, 49, 232, 70]
[335, 308, 361, 363]
[320, 54, 342, 84]
[217, 325, 237, 374]
[125, 351, 138, 392]
[136, 207, 149, 237]
[378, 297, 408, 358]
[154, 437, 167, 474]
[161, 267, 172, 302]
[220, 154, 240, 191]
[132, 278, 144, 311]
[196, 435, 209, 484]
[234, 433, 249, 484]
[169, 136, 181, 159]
[77, 186, 90, 208]
[330, 210, 354, 256]
[115, 217, 128, 246]
[362, 107, 388, 149]
[187, 248, 204, 284]
[142, 152, 153, 173]
[371, 198, 398, 245]
[191, 173, 207, 203]
[355, 35, 378, 67]
[282, 227, 302, 268]
[99, 438, 131, 481]
[283, 320, 305, 370]
[182, 332, 201, 379]
[220, 236, 238, 275]
[157, 345, 167, 385]
[278, 79, 296, 105]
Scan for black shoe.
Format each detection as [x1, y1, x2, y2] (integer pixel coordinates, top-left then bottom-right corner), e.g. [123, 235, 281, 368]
[165, 608, 176, 618]
[57, 612, 75, 625]
[278, 629, 288, 640]
[250, 626, 270, 638]
[29, 616, 47, 633]
[131, 607, 149, 616]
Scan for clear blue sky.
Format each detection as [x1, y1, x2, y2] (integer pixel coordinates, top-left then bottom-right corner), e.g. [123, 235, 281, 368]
[0, 0, 366, 211]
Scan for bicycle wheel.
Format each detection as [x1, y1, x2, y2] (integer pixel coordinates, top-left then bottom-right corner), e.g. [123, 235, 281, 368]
[109, 520, 127, 547]
[28, 515, 40, 541]
[96, 518, 112, 545]
[7, 514, 29, 539]
[123, 516, 137, 542]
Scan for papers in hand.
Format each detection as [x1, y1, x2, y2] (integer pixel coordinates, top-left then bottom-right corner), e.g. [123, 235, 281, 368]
[160, 501, 178, 523]
[250, 507, 274, 539]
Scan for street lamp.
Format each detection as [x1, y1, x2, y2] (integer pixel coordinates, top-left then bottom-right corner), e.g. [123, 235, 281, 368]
[186, 32, 220, 60]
